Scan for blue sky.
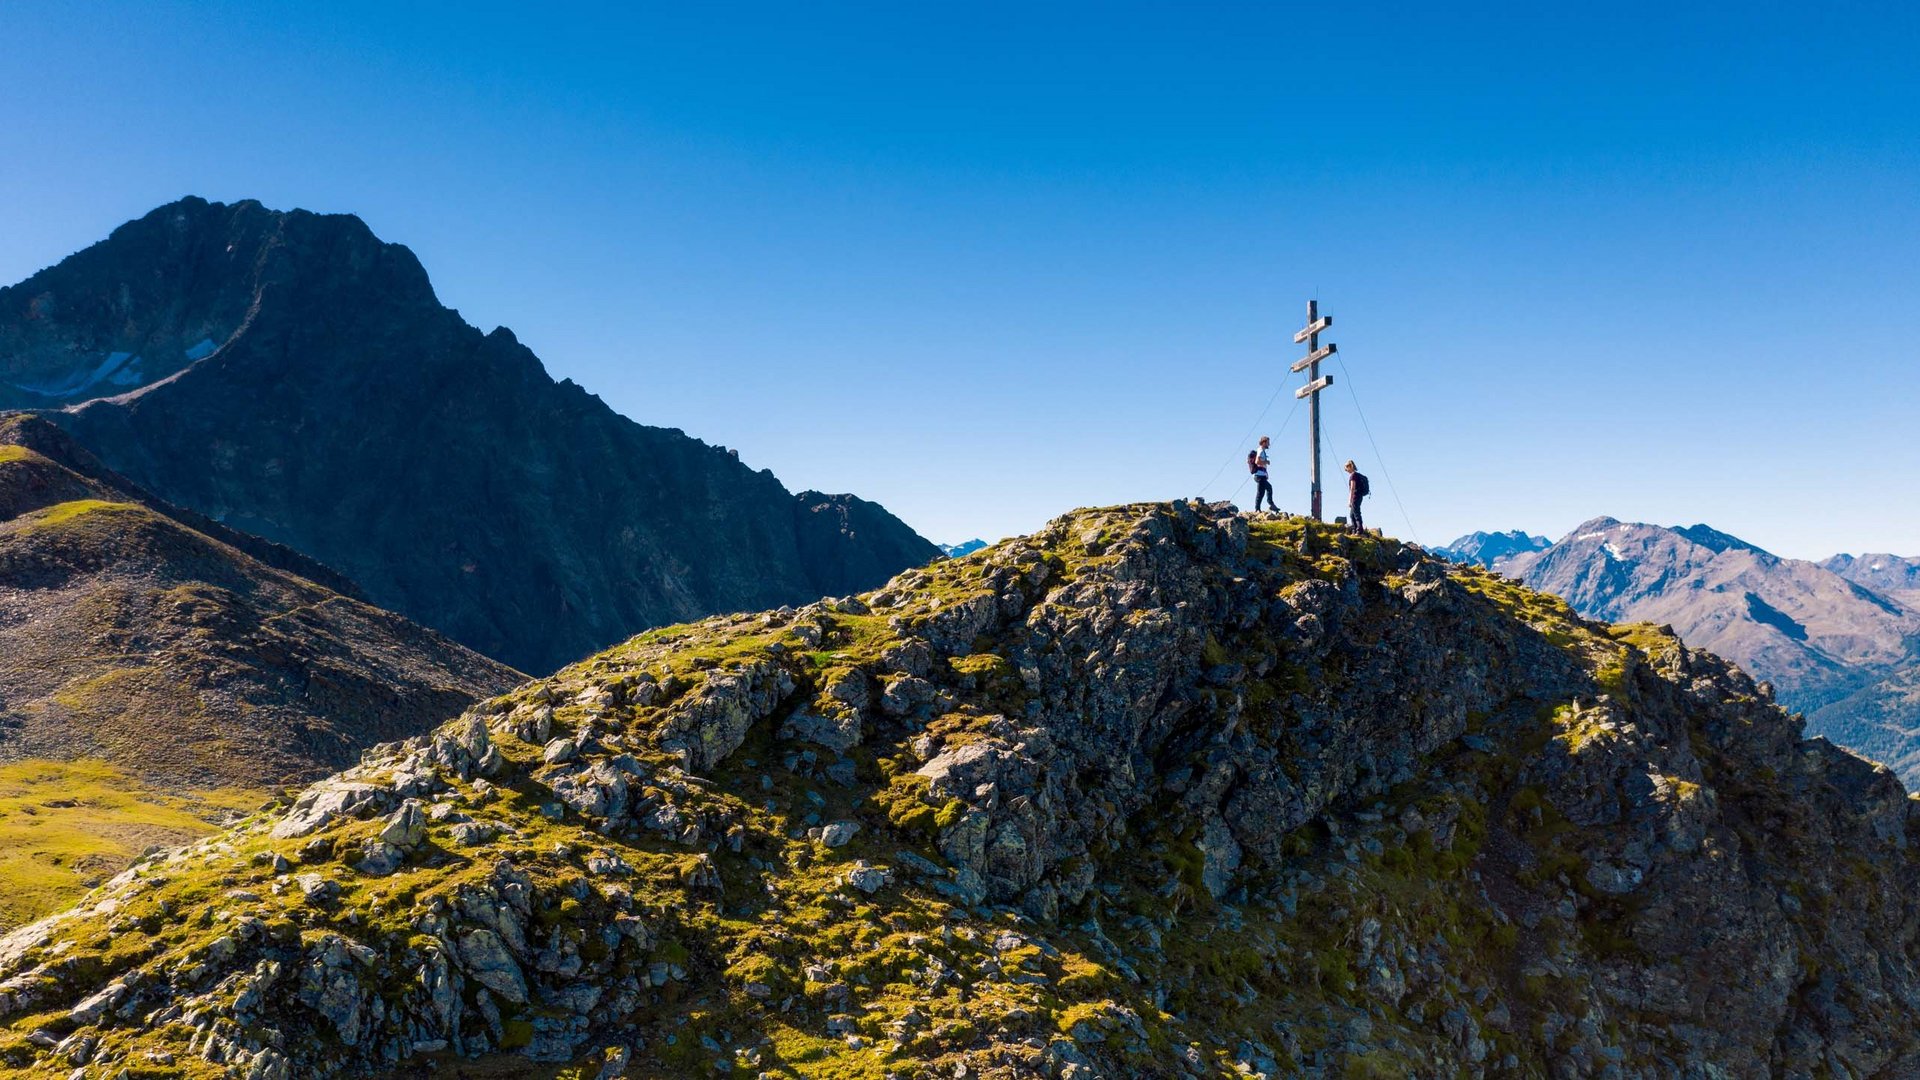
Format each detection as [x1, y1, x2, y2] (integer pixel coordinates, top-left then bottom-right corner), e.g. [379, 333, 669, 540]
[4, 2, 1918, 558]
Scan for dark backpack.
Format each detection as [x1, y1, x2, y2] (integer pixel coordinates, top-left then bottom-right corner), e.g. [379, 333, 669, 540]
[1247, 451, 1259, 475]
[1353, 473, 1371, 497]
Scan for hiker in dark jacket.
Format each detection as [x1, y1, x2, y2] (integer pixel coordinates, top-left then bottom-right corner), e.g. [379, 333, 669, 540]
[1344, 460, 1369, 535]
[1250, 436, 1277, 512]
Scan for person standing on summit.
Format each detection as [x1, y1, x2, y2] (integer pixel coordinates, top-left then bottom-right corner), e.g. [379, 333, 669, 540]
[1250, 436, 1277, 513]
[1345, 460, 1369, 535]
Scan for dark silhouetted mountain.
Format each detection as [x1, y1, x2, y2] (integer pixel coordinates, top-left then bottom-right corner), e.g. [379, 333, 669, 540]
[3, 198, 940, 674]
[0, 413, 521, 789]
[1432, 529, 1550, 569]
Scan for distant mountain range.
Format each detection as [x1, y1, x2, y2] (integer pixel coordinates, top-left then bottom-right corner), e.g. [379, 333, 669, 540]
[1437, 517, 1920, 782]
[941, 538, 989, 558]
[1823, 552, 1920, 610]
[3, 197, 940, 673]
[1431, 529, 1550, 568]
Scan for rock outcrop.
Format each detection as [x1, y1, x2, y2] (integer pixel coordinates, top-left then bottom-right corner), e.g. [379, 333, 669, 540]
[2, 502, 1918, 1078]
[4, 197, 941, 673]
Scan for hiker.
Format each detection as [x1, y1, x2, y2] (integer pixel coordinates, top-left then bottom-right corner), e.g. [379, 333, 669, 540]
[1249, 436, 1277, 512]
[1345, 460, 1369, 535]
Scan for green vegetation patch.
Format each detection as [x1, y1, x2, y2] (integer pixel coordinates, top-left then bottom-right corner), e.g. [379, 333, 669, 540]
[0, 759, 264, 930]
[10, 498, 147, 535]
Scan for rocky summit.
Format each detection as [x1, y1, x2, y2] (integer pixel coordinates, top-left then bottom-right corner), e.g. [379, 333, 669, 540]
[4, 197, 940, 673]
[3, 502, 1918, 1079]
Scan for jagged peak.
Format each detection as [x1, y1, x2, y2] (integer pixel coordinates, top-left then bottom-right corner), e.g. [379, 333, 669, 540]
[1562, 515, 1624, 538]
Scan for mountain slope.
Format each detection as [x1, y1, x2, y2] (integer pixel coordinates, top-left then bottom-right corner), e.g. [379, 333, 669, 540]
[3, 503, 1917, 1078]
[0, 413, 522, 929]
[0, 413, 521, 788]
[6, 197, 940, 673]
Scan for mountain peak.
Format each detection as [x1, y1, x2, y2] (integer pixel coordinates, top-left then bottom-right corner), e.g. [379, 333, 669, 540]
[2, 197, 439, 410]
[1564, 515, 1623, 537]
[9, 199, 940, 672]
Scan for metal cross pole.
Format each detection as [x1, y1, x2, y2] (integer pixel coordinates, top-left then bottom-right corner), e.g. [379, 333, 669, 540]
[1292, 300, 1335, 520]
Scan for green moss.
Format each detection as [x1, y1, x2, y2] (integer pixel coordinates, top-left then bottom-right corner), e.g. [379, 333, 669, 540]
[500, 1019, 534, 1050]
[1201, 634, 1231, 667]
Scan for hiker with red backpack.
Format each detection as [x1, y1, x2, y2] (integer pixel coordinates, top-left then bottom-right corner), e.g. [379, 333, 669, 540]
[1345, 460, 1370, 535]
[1248, 436, 1278, 513]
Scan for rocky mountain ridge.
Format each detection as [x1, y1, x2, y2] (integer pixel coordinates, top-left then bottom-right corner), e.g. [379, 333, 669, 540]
[5, 197, 940, 673]
[3, 502, 1917, 1078]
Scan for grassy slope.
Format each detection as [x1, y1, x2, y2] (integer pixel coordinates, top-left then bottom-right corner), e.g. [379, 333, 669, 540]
[0, 445, 519, 941]
[0, 760, 260, 931]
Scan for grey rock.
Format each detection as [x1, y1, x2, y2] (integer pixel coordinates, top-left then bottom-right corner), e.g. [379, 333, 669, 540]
[457, 929, 528, 1005]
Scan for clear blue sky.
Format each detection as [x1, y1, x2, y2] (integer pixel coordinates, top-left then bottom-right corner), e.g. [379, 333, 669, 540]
[5, 2, 1918, 558]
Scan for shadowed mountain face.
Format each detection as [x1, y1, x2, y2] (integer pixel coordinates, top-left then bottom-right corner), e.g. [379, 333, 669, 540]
[0, 414, 521, 789]
[5, 197, 940, 674]
[7, 505, 1920, 1078]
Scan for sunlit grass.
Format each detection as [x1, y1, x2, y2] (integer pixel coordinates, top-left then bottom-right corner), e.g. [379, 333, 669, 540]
[0, 758, 263, 929]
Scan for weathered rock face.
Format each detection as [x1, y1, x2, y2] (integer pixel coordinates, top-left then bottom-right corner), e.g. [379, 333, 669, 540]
[2, 502, 1918, 1079]
[6, 197, 941, 673]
